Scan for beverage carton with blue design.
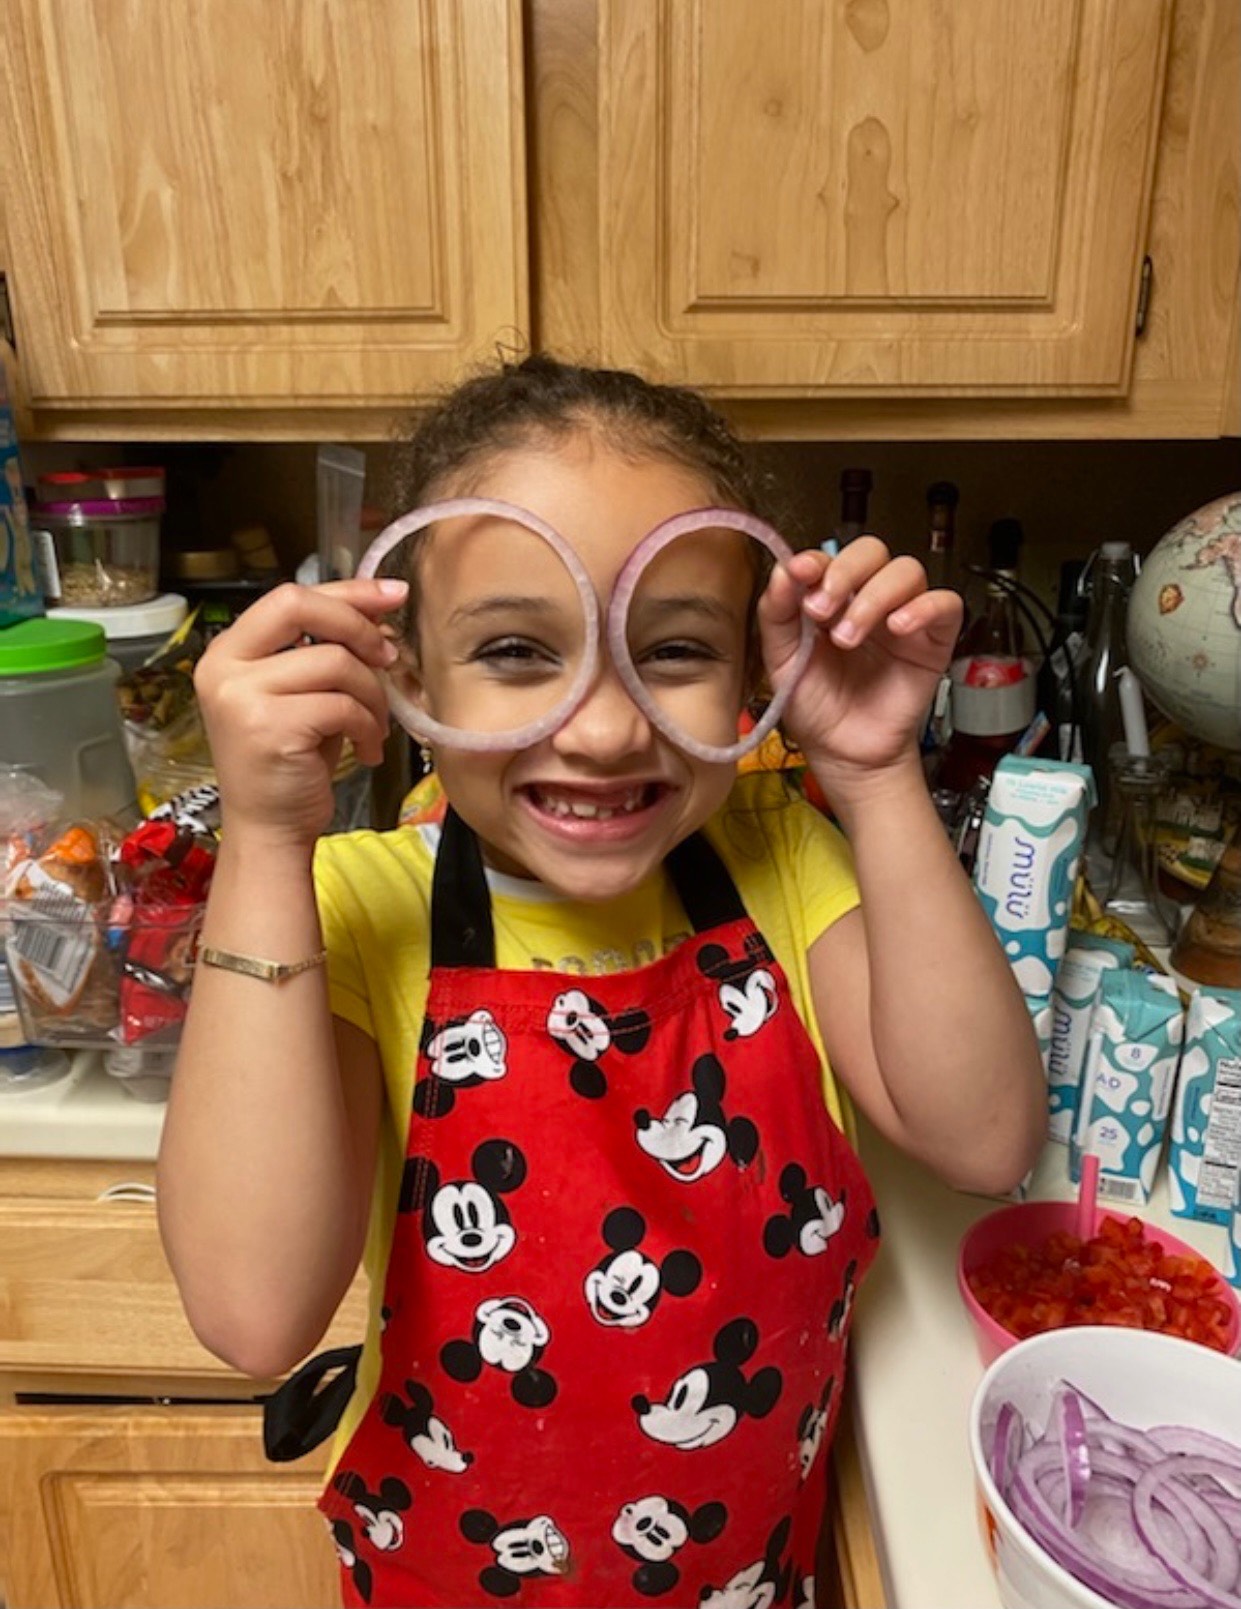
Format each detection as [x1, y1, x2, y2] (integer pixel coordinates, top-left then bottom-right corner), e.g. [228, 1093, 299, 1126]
[1069, 970, 1184, 1205]
[1046, 933, 1135, 1142]
[971, 756, 1094, 1001]
[1224, 1169, 1241, 1291]
[1168, 988, 1241, 1225]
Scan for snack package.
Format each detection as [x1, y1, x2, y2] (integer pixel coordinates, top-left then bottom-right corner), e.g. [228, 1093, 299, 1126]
[5, 820, 121, 1039]
[1046, 933, 1135, 1143]
[1069, 970, 1184, 1206]
[971, 756, 1095, 999]
[0, 769, 64, 1047]
[115, 817, 215, 1045]
[1168, 988, 1241, 1225]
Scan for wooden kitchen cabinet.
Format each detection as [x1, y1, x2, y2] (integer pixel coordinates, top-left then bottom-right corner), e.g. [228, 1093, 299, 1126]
[0, 0, 526, 432]
[534, 0, 1240, 438]
[596, 0, 1172, 398]
[0, 1409, 337, 1609]
[0, 1157, 367, 1608]
[4, 0, 1234, 437]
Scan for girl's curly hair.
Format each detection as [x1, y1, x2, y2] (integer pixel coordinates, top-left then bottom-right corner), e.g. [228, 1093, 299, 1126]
[384, 352, 784, 522]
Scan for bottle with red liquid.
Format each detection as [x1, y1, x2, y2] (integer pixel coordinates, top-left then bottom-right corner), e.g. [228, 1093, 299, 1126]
[937, 518, 1036, 795]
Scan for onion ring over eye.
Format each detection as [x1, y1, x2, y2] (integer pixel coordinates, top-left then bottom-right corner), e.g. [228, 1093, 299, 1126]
[356, 497, 602, 753]
[607, 508, 815, 766]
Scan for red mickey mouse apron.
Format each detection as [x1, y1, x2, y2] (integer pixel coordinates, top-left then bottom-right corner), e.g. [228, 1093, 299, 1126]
[284, 809, 879, 1608]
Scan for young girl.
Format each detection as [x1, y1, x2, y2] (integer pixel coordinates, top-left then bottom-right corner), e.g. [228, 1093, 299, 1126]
[157, 356, 1044, 1608]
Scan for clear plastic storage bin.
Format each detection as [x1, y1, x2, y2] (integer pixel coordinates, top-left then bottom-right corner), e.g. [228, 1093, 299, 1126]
[0, 618, 137, 819]
[6, 897, 205, 1049]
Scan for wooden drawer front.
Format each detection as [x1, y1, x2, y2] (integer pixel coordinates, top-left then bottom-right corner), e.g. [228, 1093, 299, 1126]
[0, 1199, 367, 1377]
[0, 1405, 338, 1608]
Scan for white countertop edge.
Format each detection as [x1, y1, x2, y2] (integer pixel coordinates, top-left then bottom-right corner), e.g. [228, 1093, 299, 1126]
[0, 1050, 164, 1160]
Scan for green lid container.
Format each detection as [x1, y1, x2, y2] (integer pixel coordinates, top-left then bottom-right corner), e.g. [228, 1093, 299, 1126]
[0, 617, 107, 675]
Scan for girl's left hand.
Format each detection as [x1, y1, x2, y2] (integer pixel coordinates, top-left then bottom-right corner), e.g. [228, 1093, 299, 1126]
[758, 539, 963, 782]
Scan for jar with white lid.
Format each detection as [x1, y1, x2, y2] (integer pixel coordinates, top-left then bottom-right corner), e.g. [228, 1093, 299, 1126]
[49, 593, 188, 673]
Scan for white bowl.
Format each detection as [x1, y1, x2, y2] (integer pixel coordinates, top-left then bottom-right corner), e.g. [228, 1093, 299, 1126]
[968, 1326, 1241, 1609]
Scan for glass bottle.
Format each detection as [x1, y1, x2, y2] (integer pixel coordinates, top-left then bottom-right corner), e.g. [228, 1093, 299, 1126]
[1101, 746, 1181, 946]
[829, 468, 872, 550]
[1078, 541, 1140, 844]
[924, 480, 959, 591]
[1036, 559, 1088, 762]
[937, 520, 1035, 794]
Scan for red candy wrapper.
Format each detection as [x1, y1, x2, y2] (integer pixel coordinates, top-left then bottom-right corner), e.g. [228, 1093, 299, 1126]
[117, 819, 215, 1045]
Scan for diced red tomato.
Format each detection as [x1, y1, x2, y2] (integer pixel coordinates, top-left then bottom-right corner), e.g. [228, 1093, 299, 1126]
[967, 1214, 1235, 1352]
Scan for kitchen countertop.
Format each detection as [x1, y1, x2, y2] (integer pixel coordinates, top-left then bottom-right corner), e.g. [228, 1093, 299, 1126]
[0, 1049, 164, 1158]
[4, 1055, 1235, 1609]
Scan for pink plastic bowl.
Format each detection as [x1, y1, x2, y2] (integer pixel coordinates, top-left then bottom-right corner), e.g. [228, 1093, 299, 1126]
[957, 1199, 1241, 1368]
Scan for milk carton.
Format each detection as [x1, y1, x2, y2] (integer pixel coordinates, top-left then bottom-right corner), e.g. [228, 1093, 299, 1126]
[1070, 970, 1184, 1205]
[1225, 1170, 1241, 1291]
[971, 757, 1094, 1000]
[1046, 934, 1135, 1143]
[1168, 988, 1241, 1224]
[1026, 993, 1053, 1074]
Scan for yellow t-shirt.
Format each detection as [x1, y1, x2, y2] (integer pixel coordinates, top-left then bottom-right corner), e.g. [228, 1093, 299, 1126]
[313, 770, 859, 1460]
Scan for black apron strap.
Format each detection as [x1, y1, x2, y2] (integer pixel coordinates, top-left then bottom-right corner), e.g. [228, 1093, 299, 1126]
[430, 806, 497, 969]
[429, 807, 747, 970]
[262, 1344, 361, 1463]
[665, 826, 748, 931]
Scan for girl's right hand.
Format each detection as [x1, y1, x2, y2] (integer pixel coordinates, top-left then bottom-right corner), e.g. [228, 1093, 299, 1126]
[193, 578, 409, 848]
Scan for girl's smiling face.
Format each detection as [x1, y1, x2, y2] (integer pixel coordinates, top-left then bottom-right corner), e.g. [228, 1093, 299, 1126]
[403, 432, 756, 900]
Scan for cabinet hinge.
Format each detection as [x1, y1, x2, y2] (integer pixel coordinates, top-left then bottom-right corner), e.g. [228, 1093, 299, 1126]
[1134, 255, 1154, 338]
[0, 274, 14, 350]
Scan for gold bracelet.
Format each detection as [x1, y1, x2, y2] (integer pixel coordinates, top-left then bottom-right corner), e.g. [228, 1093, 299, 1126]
[198, 945, 328, 984]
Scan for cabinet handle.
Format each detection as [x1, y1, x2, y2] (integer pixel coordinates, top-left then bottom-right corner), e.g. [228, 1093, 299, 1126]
[0, 273, 15, 351]
[1134, 255, 1154, 338]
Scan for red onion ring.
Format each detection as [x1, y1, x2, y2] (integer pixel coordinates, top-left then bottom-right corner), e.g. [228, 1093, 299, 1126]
[989, 1386, 1241, 1609]
[607, 508, 816, 765]
[355, 498, 601, 752]
[1055, 1383, 1092, 1528]
[1134, 1458, 1241, 1605]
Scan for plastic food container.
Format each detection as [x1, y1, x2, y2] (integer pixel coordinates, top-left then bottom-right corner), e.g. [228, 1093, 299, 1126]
[0, 617, 137, 818]
[35, 494, 165, 607]
[49, 594, 188, 674]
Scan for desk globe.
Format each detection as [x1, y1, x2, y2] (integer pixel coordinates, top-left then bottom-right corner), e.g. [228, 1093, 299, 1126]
[1127, 491, 1241, 987]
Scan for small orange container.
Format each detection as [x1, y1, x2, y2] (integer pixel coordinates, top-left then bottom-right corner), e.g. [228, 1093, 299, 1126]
[957, 1199, 1241, 1367]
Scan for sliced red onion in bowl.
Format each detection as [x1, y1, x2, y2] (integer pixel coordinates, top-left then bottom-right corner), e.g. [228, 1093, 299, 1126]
[1054, 1382, 1092, 1527]
[990, 1400, 1025, 1492]
[988, 1383, 1241, 1608]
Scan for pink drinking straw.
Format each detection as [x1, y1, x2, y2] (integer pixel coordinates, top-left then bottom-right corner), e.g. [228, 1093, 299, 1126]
[1075, 1152, 1100, 1242]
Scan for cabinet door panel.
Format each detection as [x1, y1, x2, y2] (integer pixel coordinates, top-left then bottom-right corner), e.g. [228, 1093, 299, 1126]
[0, 0, 526, 410]
[0, 1406, 336, 1608]
[600, 0, 1172, 394]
